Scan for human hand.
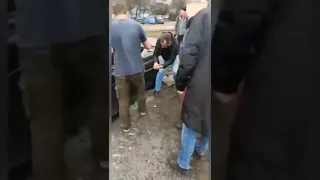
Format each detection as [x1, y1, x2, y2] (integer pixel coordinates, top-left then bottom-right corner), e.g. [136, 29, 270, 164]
[177, 89, 186, 103]
[153, 63, 163, 70]
[215, 92, 238, 104]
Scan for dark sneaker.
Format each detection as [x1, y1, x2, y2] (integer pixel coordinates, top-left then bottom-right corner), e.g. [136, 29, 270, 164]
[167, 154, 193, 177]
[192, 151, 206, 161]
[176, 122, 182, 129]
[153, 91, 160, 97]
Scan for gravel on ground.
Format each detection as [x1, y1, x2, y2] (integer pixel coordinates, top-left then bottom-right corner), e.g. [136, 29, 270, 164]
[110, 86, 209, 180]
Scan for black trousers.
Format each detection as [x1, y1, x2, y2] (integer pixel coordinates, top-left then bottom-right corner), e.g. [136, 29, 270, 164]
[211, 94, 238, 180]
[19, 35, 109, 180]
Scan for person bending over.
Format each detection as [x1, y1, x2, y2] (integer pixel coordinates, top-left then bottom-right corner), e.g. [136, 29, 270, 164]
[152, 32, 179, 97]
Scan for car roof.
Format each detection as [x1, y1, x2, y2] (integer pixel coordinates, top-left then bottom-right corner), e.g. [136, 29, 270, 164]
[141, 37, 157, 47]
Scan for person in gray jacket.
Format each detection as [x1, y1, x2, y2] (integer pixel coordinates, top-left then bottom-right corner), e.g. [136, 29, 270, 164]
[175, 7, 189, 45]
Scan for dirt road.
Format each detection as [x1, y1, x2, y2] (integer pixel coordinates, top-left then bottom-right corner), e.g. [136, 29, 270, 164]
[110, 87, 209, 180]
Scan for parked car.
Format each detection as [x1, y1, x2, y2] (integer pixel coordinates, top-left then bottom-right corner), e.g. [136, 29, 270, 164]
[111, 37, 158, 117]
[144, 15, 156, 24]
[155, 15, 164, 24]
[133, 16, 145, 24]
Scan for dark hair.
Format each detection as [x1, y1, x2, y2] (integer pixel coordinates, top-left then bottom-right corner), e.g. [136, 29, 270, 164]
[112, 4, 127, 15]
[159, 32, 177, 46]
[180, 6, 187, 11]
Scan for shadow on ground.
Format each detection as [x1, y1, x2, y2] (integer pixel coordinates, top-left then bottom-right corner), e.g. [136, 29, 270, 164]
[111, 87, 209, 180]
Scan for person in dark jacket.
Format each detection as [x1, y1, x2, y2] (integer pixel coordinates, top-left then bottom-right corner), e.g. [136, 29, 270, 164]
[175, 15, 195, 130]
[212, 0, 319, 180]
[168, 8, 210, 176]
[152, 32, 179, 97]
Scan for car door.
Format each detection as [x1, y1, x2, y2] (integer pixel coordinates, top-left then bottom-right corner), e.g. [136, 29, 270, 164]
[142, 50, 156, 89]
[142, 37, 158, 89]
[111, 64, 119, 117]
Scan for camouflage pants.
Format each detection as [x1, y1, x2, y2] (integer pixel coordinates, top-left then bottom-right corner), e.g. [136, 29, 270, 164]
[115, 72, 146, 129]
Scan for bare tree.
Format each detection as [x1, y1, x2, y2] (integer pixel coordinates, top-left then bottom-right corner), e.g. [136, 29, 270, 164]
[125, 0, 150, 17]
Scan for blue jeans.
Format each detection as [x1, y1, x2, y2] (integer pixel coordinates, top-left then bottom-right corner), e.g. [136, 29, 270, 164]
[154, 55, 179, 92]
[177, 123, 209, 169]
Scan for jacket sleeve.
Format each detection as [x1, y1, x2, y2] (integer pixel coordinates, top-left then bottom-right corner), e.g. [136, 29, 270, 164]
[175, 13, 205, 91]
[212, 0, 273, 94]
[153, 39, 161, 64]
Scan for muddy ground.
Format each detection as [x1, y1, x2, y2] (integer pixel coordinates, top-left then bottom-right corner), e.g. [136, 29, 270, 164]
[110, 86, 209, 180]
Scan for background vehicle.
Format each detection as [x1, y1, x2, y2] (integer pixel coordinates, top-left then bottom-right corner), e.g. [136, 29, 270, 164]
[111, 38, 158, 117]
[155, 15, 164, 24]
[133, 16, 145, 24]
[144, 15, 156, 24]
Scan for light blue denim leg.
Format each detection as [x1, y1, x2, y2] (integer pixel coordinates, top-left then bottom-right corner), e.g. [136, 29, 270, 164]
[154, 68, 167, 92]
[177, 123, 197, 169]
[172, 55, 180, 76]
[195, 136, 209, 156]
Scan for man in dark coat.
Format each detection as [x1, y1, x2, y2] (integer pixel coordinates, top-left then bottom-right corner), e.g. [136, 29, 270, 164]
[212, 0, 319, 180]
[168, 7, 210, 176]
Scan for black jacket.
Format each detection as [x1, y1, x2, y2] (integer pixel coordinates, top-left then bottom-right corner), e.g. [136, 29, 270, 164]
[152, 35, 179, 69]
[212, 0, 319, 179]
[176, 8, 210, 136]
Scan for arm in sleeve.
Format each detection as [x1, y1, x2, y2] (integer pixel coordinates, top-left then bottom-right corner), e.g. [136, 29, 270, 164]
[153, 39, 161, 64]
[175, 14, 205, 91]
[212, 0, 273, 94]
[138, 24, 148, 43]
[162, 44, 179, 69]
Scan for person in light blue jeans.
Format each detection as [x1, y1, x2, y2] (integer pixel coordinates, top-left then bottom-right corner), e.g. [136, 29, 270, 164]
[152, 32, 179, 97]
[154, 55, 179, 92]
[178, 123, 209, 170]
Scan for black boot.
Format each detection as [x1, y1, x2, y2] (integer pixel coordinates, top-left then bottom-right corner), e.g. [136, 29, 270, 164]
[176, 122, 182, 130]
[153, 91, 160, 97]
[167, 154, 193, 177]
[192, 151, 206, 161]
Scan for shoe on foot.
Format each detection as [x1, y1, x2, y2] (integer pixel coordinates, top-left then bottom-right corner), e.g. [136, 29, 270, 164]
[153, 91, 160, 97]
[167, 154, 193, 177]
[140, 112, 146, 116]
[176, 122, 182, 129]
[192, 151, 206, 161]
